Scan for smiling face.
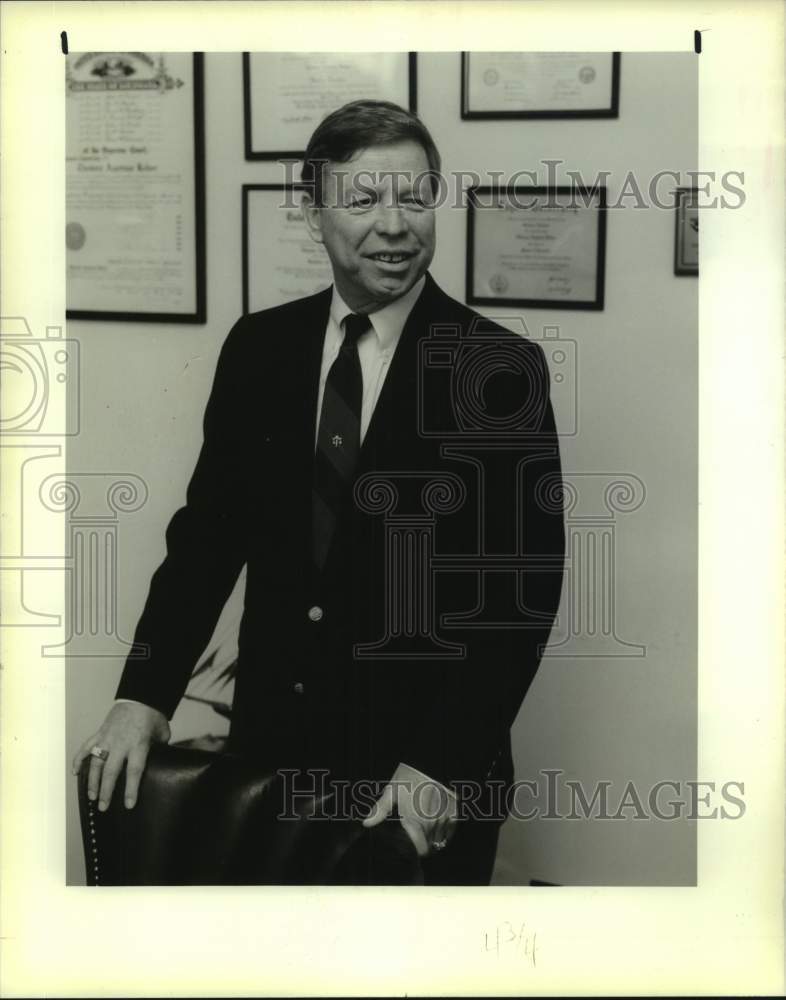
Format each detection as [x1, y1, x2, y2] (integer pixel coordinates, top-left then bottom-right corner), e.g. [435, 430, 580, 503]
[302, 140, 436, 313]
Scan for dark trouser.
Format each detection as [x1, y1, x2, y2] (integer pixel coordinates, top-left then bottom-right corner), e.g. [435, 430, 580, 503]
[327, 816, 504, 886]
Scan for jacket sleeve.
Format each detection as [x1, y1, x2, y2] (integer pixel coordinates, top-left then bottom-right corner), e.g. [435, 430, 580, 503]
[398, 337, 566, 790]
[115, 316, 253, 718]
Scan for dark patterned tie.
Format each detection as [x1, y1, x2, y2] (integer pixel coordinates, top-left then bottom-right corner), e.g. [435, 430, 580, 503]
[312, 313, 371, 571]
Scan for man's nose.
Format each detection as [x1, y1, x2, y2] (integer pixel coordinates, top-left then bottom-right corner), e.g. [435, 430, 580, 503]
[373, 205, 409, 236]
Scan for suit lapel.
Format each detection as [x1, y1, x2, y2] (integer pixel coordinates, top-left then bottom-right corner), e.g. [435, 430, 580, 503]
[289, 286, 332, 455]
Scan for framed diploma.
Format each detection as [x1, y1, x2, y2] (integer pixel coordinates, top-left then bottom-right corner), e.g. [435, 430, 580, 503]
[65, 52, 206, 323]
[674, 188, 699, 275]
[243, 52, 417, 160]
[242, 184, 333, 314]
[466, 186, 607, 310]
[461, 52, 620, 119]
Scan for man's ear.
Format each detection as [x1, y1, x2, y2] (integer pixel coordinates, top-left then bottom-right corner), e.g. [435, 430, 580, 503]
[301, 192, 324, 245]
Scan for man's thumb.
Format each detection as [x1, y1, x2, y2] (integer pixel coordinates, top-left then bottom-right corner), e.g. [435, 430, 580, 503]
[361, 783, 394, 827]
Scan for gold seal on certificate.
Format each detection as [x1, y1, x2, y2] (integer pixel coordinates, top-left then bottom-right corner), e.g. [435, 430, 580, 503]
[489, 273, 509, 294]
[467, 186, 607, 311]
[66, 222, 86, 251]
[462, 52, 620, 119]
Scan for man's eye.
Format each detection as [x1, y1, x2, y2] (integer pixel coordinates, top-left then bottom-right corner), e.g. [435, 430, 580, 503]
[400, 196, 430, 210]
[348, 195, 374, 209]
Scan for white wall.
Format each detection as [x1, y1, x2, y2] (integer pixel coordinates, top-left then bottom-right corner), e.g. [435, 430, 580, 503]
[66, 51, 697, 885]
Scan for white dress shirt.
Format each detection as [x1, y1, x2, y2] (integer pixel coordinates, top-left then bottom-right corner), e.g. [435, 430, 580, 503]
[315, 275, 426, 445]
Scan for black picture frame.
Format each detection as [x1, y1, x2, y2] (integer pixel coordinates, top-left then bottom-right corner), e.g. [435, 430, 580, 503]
[461, 52, 620, 120]
[242, 183, 333, 316]
[674, 188, 699, 276]
[243, 52, 418, 160]
[66, 53, 206, 324]
[244, 183, 293, 315]
[466, 185, 607, 311]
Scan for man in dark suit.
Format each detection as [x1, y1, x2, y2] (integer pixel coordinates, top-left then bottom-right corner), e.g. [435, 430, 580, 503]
[73, 100, 565, 884]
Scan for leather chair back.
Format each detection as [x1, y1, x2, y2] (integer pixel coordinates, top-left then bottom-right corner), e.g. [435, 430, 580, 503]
[77, 742, 422, 885]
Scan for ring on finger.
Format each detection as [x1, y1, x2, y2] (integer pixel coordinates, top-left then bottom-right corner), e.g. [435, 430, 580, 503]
[89, 745, 109, 762]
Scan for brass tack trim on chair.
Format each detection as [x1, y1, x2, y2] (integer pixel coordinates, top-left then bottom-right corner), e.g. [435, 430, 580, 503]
[86, 799, 100, 884]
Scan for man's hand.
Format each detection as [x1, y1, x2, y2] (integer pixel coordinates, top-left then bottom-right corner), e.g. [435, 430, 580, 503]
[362, 761, 458, 857]
[71, 701, 170, 812]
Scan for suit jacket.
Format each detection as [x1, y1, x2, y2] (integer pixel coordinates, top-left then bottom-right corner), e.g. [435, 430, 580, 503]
[117, 272, 565, 801]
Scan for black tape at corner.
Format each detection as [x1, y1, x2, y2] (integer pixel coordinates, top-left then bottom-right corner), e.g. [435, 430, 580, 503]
[694, 30, 702, 54]
[61, 31, 69, 55]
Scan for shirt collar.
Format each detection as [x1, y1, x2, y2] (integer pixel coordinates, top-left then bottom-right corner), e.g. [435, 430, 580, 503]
[329, 275, 427, 352]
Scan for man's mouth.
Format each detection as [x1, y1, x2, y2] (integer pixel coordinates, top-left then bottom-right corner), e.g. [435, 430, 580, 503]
[367, 251, 416, 264]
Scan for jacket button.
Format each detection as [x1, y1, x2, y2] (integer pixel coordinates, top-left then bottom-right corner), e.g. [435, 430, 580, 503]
[307, 605, 323, 622]
[293, 682, 305, 695]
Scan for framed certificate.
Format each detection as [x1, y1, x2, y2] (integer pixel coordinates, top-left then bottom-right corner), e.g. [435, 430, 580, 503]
[65, 52, 206, 323]
[466, 186, 607, 310]
[242, 184, 333, 314]
[461, 52, 620, 119]
[243, 51, 417, 160]
[674, 188, 699, 275]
